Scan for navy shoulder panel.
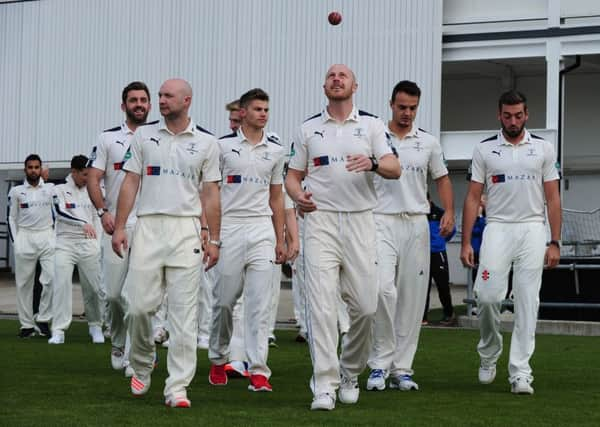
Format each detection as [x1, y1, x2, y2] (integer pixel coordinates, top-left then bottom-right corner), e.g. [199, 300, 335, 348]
[267, 135, 282, 146]
[303, 112, 322, 123]
[102, 125, 121, 133]
[218, 132, 237, 140]
[530, 133, 544, 140]
[139, 120, 160, 127]
[418, 127, 431, 135]
[358, 110, 378, 118]
[196, 125, 214, 136]
[480, 134, 498, 143]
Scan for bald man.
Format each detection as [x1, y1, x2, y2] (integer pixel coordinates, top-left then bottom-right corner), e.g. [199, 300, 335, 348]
[286, 64, 401, 410]
[113, 78, 222, 408]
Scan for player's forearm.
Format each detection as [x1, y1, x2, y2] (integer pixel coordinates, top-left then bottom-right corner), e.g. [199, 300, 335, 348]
[114, 172, 139, 230]
[269, 188, 285, 242]
[436, 175, 455, 216]
[203, 182, 221, 241]
[461, 196, 479, 246]
[376, 154, 401, 179]
[87, 170, 106, 209]
[284, 208, 299, 247]
[285, 170, 305, 202]
[545, 181, 562, 241]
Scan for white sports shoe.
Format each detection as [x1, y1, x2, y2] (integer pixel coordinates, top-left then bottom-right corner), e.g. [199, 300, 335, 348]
[48, 330, 65, 344]
[511, 377, 534, 395]
[131, 375, 150, 396]
[124, 363, 135, 378]
[111, 347, 125, 370]
[338, 376, 359, 404]
[89, 325, 105, 344]
[389, 374, 419, 391]
[310, 393, 335, 411]
[197, 335, 209, 350]
[153, 327, 168, 344]
[478, 365, 497, 384]
[366, 369, 388, 391]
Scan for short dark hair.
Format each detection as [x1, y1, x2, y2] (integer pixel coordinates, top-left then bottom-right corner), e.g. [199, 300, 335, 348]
[391, 80, 421, 102]
[122, 81, 150, 104]
[24, 154, 42, 167]
[239, 88, 269, 109]
[498, 90, 527, 111]
[70, 155, 89, 170]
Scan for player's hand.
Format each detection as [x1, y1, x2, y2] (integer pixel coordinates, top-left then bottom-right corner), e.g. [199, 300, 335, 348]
[286, 239, 300, 262]
[460, 244, 475, 268]
[204, 243, 220, 271]
[200, 228, 209, 252]
[101, 212, 115, 235]
[345, 154, 371, 173]
[439, 211, 455, 238]
[544, 244, 560, 269]
[274, 241, 287, 264]
[111, 228, 128, 258]
[83, 223, 97, 239]
[296, 191, 317, 213]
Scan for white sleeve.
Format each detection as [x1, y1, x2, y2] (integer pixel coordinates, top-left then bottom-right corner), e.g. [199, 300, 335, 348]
[122, 132, 143, 175]
[201, 137, 222, 183]
[89, 135, 108, 172]
[470, 145, 486, 184]
[429, 138, 449, 180]
[7, 187, 18, 242]
[288, 127, 308, 172]
[542, 142, 560, 182]
[371, 118, 394, 159]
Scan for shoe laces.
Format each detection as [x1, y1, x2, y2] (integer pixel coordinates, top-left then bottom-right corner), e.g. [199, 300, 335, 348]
[371, 369, 386, 379]
[400, 374, 413, 382]
[340, 376, 358, 388]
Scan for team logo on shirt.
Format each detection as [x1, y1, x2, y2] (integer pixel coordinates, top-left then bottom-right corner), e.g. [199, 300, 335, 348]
[413, 141, 423, 152]
[115, 140, 125, 146]
[150, 137, 160, 146]
[482, 270, 490, 281]
[19, 203, 29, 208]
[526, 148, 537, 157]
[313, 156, 330, 166]
[313, 131, 324, 138]
[146, 166, 161, 176]
[89, 146, 97, 161]
[65, 202, 76, 209]
[186, 143, 199, 155]
[231, 148, 241, 156]
[113, 162, 124, 170]
[261, 152, 272, 161]
[226, 175, 242, 184]
[491, 174, 505, 184]
[491, 150, 501, 157]
[353, 127, 365, 137]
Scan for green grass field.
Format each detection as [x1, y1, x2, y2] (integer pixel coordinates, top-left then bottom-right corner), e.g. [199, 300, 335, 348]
[1, 319, 599, 427]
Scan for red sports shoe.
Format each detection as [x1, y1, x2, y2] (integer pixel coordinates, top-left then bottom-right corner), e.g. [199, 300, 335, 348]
[248, 374, 272, 392]
[130, 375, 150, 396]
[209, 364, 228, 385]
[224, 361, 250, 378]
[165, 396, 191, 408]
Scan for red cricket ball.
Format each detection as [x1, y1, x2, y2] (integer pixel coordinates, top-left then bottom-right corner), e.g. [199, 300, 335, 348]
[328, 11, 342, 26]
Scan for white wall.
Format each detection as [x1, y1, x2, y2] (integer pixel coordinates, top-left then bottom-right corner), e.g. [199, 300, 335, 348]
[0, 0, 443, 167]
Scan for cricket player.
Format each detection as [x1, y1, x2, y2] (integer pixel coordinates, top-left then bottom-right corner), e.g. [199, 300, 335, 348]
[87, 81, 151, 373]
[112, 78, 221, 408]
[49, 155, 104, 344]
[461, 90, 561, 395]
[8, 154, 55, 338]
[367, 80, 454, 392]
[208, 88, 286, 393]
[286, 64, 401, 410]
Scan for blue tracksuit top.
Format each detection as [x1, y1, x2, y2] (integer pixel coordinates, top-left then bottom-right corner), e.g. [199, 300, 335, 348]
[428, 202, 456, 253]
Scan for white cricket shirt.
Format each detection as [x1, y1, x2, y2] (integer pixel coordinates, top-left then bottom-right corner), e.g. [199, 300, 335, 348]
[374, 126, 447, 214]
[7, 179, 54, 239]
[89, 123, 137, 225]
[53, 174, 98, 239]
[123, 119, 221, 217]
[218, 129, 285, 218]
[288, 107, 394, 212]
[470, 129, 559, 223]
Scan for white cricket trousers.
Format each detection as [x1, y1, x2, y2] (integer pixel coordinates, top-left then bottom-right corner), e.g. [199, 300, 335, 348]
[124, 215, 203, 399]
[369, 214, 430, 376]
[102, 226, 133, 349]
[197, 267, 214, 341]
[292, 215, 307, 336]
[303, 210, 377, 397]
[475, 221, 546, 383]
[209, 216, 275, 378]
[14, 227, 55, 329]
[268, 263, 282, 337]
[52, 238, 103, 332]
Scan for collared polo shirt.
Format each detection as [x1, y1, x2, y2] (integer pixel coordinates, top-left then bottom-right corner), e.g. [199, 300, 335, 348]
[288, 107, 394, 212]
[470, 129, 559, 223]
[53, 174, 97, 239]
[218, 129, 285, 218]
[374, 126, 447, 214]
[123, 119, 221, 217]
[7, 179, 54, 239]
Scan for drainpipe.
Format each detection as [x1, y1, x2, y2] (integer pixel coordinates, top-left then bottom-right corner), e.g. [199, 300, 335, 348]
[558, 55, 581, 184]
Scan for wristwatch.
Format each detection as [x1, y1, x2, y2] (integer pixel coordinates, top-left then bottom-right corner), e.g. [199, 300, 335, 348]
[208, 240, 222, 248]
[370, 156, 379, 172]
[97, 208, 109, 217]
[548, 240, 561, 248]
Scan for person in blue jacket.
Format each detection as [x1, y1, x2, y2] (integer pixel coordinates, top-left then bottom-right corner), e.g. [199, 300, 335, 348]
[423, 196, 457, 325]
